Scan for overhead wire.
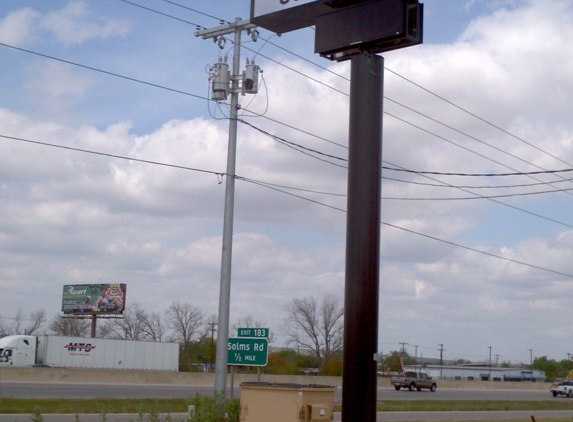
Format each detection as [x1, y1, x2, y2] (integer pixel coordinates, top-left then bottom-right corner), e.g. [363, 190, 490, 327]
[142, 0, 573, 195]
[235, 44, 573, 196]
[117, 0, 206, 28]
[2, 123, 571, 279]
[384, 67, 573, 171]
[4, 39, 568, 230]
[0, 42, 211, 103]
[239, 120, 573, 229]
[2, 10, 571, 278]
[237, 177, 573, 279]
[119, 0, 573, 197]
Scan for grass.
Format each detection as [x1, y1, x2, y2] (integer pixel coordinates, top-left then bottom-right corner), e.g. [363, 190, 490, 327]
[376, 400, 573, 412]
[0, 398, 190, 414]
[3, 399, 573, 414]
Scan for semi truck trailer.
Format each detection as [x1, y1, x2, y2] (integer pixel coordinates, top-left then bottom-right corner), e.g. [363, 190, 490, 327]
[0, 335, 179, 371]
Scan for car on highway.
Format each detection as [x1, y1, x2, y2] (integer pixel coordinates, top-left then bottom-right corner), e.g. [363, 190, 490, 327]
[550, 380, 573, 397]
[391, 371, 437, 392]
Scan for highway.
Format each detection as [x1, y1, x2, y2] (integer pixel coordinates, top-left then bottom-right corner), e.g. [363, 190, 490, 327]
[1, 381, 565, 422]
[0, 381, 554, 401]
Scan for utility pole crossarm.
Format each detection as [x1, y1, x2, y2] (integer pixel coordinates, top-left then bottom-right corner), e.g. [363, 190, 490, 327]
[195, 19, 256, 39]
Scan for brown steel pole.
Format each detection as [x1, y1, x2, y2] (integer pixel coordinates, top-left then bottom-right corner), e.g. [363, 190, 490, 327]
[342, 51, 383, 422]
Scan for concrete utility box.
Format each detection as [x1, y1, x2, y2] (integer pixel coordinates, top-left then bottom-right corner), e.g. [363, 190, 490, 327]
[240, 382, 337, 422]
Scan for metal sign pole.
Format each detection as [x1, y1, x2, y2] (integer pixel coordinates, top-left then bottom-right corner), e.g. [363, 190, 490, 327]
[342, 51, 383, 422]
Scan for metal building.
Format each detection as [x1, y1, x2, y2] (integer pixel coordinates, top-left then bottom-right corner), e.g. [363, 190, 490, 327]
[404, 364, 546, 382]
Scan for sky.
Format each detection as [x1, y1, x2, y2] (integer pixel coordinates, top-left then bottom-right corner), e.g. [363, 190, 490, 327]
[1, 0, 572, 366]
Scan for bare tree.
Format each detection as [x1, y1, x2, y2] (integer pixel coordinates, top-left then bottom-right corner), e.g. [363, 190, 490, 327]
[97, 320, 115, 339]
[165, 301, 204, 350]
[0, 308, 46, 336]
[26, 309, 47, 335]
[106, 303, 148, 340]
[49, 314, 90, 337]
[142, 311, 166, 342]
[281, 295, 343, 367]
[0, 315, 10, 337]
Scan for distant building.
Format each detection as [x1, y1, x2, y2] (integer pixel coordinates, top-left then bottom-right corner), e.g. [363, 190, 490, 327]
[405, 364, 546, 382]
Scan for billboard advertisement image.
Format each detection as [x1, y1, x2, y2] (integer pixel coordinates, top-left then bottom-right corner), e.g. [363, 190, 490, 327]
[61, 284, 126, 315]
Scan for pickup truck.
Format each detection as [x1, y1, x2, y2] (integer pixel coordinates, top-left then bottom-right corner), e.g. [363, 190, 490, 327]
[391, 371, 437, 392]
[550, 380, 573, 397]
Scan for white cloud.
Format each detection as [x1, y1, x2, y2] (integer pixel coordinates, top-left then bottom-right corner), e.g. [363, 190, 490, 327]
[0, 7, 40, 45]
[27, 61, 92, 99]
[1, 0, 573, 364]
[0, 2, 131, 47]
[40, 1, 131, 46]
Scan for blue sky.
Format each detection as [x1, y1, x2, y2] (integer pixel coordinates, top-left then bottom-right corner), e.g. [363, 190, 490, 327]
[1, 0, 573, 366]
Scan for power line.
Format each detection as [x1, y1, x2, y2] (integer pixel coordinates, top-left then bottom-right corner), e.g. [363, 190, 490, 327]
[384, 66, 573, 171]
[16, 33, 564, 184]
[0, 134, 223, 177]
[384, 176, 573, 190]
[383, 111, 573, 197]
[241, 119, 573, 178]
[0, 42, 211, 103]
[383, 186, 573, 201]
[2, 14, 571, 249]
[238, 178, 573, 279]
[3, 131, 571, 279]
[156, 0, 230, 24]
[113, 0, 573, 197]
[116, 0, 206, 28]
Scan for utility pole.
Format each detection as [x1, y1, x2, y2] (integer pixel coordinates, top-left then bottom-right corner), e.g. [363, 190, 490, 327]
[488, 346, 492, 381]
[195, 18, 258, 398]
[438, 344, 444, 380]
[529, 349, 533, 382]
[208, 322, 217, 372]
[399, 342, 409, 355]
[494, 354, 500, 367]
[414, 345, 418, 373]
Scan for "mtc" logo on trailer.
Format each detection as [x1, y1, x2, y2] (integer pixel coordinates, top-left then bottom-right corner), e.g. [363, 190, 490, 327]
[64, 343, 96, 352]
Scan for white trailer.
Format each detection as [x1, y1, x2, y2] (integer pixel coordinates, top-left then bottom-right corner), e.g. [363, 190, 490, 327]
[0, 335, 179, 371]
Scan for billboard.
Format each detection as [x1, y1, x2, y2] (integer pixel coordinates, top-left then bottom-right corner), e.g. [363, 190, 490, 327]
[61, 284, 126, 315]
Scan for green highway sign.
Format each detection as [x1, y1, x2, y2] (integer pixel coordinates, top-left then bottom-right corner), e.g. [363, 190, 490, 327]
[228, 337, 268, 367]
[237, 327, 269, 338]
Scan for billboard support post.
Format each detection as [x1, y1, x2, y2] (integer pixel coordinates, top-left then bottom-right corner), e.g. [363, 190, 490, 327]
[91, 314, 97, 338]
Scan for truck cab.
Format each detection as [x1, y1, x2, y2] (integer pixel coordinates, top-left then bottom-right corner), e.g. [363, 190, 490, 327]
[0, 335, 37, 367]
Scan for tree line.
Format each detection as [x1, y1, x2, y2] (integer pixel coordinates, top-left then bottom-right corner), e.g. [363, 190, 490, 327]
[0, 294, 345, 374]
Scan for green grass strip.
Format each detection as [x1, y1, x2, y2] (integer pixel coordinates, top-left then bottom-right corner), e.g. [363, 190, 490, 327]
[0, 398, 191, 414]
[3, 399, 573, 414]
[376, 400, 573, 412]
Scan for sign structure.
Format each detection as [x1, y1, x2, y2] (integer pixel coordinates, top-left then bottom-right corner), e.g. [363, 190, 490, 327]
[61, 284, 126, 315]
[251, 0, 423, 61]
[227, 337, 269, 367]
[251, 0, 331, 34]
[237, 327, 269, 338]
